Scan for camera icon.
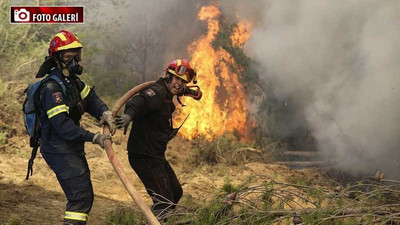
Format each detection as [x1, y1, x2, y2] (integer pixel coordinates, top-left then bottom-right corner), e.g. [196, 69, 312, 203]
[14, 8, 30, 22]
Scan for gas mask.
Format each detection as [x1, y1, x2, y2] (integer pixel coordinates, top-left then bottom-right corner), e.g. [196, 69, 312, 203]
[67, 57, 83, 75]
[62, 57, 83, 76]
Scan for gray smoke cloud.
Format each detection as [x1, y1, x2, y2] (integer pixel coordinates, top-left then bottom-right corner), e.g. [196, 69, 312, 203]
[82, 0, 204, 80]
[246, 0, 400, 178]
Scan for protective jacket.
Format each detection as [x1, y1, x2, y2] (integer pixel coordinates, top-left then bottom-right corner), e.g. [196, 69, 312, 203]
[125, 78, 175, 159]
[38, 68, 108, 154]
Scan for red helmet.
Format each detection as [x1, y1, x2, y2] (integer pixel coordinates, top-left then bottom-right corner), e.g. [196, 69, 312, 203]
[165, 59, 197, 84]
[48, 30, 83, 56]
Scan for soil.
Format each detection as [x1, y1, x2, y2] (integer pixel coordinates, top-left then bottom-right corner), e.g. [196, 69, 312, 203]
[0, 115, 328, 225]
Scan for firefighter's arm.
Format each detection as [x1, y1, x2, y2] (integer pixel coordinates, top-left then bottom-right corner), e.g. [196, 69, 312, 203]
[79, 81, 116, 135]
[124, 95, 145, 120]
[116, 95, 146, 134]
[116, 88, 162, 134]
[42, 82, 95, 142]
[79, 81, 108, 120]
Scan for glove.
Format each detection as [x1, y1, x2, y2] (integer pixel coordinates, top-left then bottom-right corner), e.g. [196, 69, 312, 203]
[183, 86, 202, 100]
[99, 110, 116, 136]
[192, 89, 202, 100]
[115, 114, 132, 135]
[92, 133, 112, 148]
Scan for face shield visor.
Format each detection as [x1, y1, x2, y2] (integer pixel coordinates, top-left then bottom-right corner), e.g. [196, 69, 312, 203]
[173, 65, 196, 83]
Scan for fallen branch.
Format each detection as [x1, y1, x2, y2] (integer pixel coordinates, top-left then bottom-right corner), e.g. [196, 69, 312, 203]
[233, 147, 262, 154]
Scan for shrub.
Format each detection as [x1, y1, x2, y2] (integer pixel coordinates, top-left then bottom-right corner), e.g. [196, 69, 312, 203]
[0, 131, 7, 145]
[0, 79, 6, 99]
[190, 132, 269, 166]
[103, 207, 139, 225]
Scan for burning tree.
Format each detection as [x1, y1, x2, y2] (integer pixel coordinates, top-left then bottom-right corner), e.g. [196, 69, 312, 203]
[176, 5, 254, 141]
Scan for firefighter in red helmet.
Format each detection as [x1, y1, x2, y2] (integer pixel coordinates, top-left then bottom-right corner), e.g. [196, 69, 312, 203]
[115, 59, 202, 221]
[164, 59, 198, 85]
[34, 30, 115, 224]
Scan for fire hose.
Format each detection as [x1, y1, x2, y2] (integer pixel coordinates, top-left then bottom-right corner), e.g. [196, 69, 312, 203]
[101, 81, 160, 225]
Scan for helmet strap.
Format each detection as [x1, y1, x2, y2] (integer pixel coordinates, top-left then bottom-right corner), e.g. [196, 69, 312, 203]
[53, 54, 69, 77]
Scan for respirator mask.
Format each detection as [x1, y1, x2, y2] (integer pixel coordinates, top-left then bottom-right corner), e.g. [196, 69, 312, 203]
[59, 50, 84, 77]
[65, 57, 83, 75]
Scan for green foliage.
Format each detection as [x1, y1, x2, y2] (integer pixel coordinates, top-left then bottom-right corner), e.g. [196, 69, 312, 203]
[6, 216, 33, 225]
[261, 181, 274, 209]
[7, 218, 21, 225]
[74, 22, 138, 98]
[212, 19, 260, 87]
[104, 208, 139, 225]
[221, 178, 237, 194]
[193, 200, 230, 224]
[220, 176, 253, 195]
[0, 1, 61, 81]
[0, 1, 61, 138]
[90, 69, 139, 98]
[302, 212, 325, 224]
[0, 131, 8, 145]
[103, 176, 400, 225]
[0, 78, 6, 99]
[335, 198, 344, 208]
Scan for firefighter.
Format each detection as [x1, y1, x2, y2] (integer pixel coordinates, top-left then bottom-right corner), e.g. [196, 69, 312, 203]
[36, 30, 116, 224]
[115, 59, 201, 220]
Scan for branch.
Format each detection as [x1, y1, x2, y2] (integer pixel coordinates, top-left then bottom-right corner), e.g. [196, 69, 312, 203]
[14, 26, 32, 50]
[14, 58, 38, 76]
[264, 206, 398, 217]
[234, 147, 262, 154]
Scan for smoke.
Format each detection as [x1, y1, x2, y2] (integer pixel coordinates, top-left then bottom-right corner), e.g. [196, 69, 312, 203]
[246, 0, 400, 178]
[107, 1, 201, 51]
[68, 0, 203, 83]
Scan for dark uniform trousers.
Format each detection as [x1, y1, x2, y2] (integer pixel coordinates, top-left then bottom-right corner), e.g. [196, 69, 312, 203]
[128, 155, 183, 217]
[42, 152, 93, 225]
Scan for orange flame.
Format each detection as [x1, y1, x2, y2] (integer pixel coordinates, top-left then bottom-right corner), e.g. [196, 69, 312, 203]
[175, 5, 252, 141]
[231, 20, 252, 47]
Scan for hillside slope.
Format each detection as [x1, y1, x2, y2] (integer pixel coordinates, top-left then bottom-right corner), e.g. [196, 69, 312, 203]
[0, 100, 328, 224]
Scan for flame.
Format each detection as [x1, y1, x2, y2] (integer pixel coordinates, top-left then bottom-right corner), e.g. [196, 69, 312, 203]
[175, 5, 253, 141]
[231, 20, 252, 47]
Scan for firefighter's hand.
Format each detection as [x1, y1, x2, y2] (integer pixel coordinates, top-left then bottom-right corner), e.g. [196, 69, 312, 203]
[193, 89, 202, 100]
[183, 86, 202, 100]
[99, 110, 116, 136]
[115, 114, 132, 135]
[92, 133, 112, 148]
